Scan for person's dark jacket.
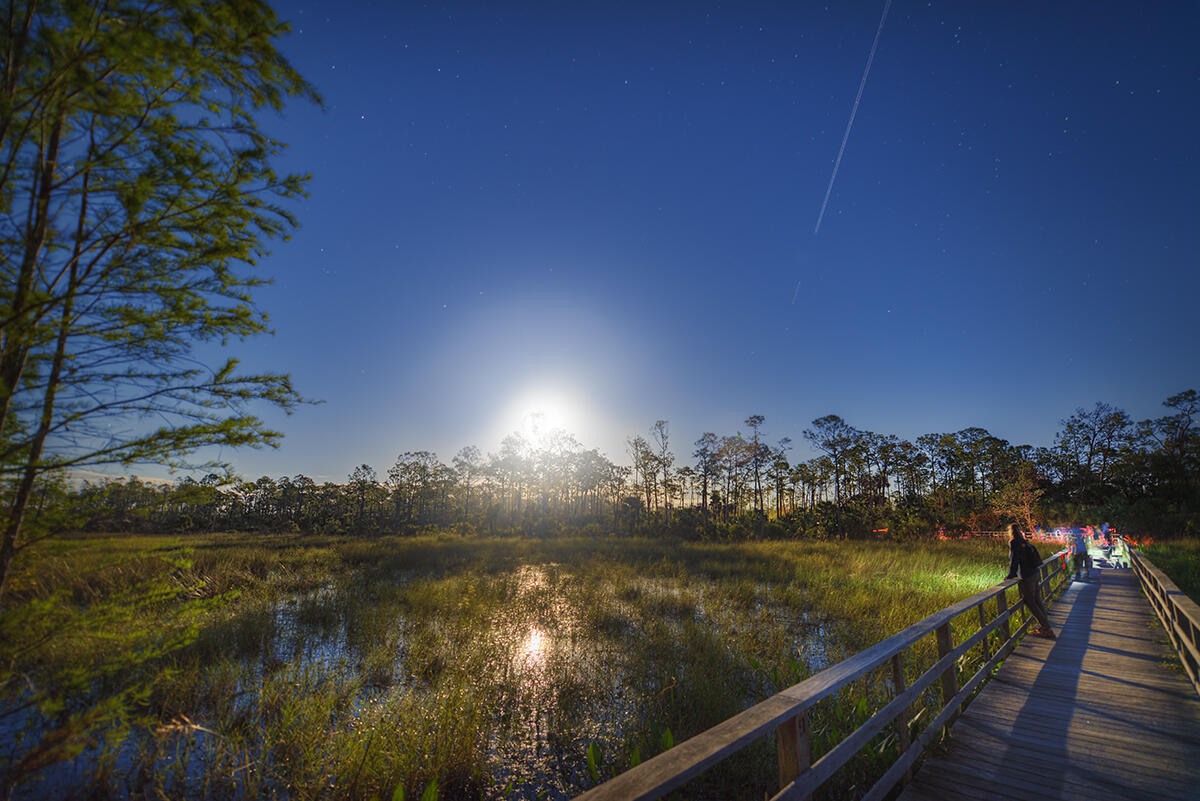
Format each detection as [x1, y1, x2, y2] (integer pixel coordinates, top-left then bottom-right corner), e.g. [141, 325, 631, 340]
[1006, 538, 1042, 580]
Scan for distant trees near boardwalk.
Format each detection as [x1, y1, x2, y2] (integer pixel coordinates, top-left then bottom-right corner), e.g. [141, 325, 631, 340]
[56, 390, 1200, 539]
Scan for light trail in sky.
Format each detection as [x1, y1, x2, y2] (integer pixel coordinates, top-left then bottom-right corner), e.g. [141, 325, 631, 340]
[812, 0, 893, 236]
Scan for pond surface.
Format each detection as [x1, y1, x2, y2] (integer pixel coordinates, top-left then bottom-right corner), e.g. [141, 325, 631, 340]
[5, 562, 839, 801]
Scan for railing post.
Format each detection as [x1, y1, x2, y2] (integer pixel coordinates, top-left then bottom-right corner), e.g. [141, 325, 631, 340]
[977, 601, 991, 662]
[890, 652, 913, 785]
[997, 588, 1010, 642]
[935, 622, 958, 707]
[777, 710, 810, 796]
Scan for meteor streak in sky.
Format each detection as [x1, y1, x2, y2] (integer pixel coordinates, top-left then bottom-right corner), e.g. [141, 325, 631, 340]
[813, 0, 893, 235]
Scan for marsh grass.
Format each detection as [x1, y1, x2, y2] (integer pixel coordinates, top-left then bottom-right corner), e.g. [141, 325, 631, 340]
[1, 532, 1018, 800]
[1140, 538, 1200, 601]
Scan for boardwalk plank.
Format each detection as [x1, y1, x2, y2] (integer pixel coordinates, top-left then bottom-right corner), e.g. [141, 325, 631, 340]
[898, 570, 1200, 801]
[908, 762, 1102, 801]
[951, 707, 1200, 755]
[962, 691, 1200, 737]
[945, 726, 1199, 794]
[927, 748, 1197, 801]
[906, 764, 1041, 801]
[914, 754, 1168, 801]
[994, 661, 1192, 693]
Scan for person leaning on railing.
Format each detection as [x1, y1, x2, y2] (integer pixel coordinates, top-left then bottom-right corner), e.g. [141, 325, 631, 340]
[1005, 523, 1057, 639]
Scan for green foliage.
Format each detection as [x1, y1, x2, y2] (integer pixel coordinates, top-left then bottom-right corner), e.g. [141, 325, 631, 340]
[0, 0, 319, 594]
[0, 550, 224, 793]
[1140, 539, 1200, 601]
[585, 741, 602, 783]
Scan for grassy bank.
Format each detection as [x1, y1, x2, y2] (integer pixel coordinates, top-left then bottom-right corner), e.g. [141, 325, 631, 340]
[1139, 538, 1200, 601]
[1, 532, 1022, 800]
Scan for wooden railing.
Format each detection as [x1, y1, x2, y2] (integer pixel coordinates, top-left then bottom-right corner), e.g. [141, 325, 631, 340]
[1123, 538, 1200, 697]
[575, 547, 1070, 801]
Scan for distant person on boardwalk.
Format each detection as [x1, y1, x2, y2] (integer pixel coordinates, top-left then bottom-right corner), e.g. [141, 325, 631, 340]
[1072, 529, 1092, 580]
[1005, 523, 1056, 639]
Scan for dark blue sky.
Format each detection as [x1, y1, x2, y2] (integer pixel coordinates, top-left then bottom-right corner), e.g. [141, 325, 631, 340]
[202, 0, 1199, 481]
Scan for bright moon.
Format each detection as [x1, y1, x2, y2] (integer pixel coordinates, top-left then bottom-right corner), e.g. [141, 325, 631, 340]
[505, 385, 583, 440]
[520, 395, 572, 435]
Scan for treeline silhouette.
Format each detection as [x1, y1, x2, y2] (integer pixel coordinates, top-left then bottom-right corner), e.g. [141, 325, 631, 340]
[52, 390, 1199, 539]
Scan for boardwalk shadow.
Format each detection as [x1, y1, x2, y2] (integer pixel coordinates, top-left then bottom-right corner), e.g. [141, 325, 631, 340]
[993, 579, 1098, 797]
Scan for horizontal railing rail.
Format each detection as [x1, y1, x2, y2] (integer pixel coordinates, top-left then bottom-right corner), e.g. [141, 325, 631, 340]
[574, 547, 1070, 801]
[1122, 537, 1200, 697]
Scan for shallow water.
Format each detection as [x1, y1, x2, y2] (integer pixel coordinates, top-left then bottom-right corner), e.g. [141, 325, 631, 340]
[3, 563, 838, 800]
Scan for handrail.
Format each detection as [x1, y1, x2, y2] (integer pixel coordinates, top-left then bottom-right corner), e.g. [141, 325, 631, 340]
[575, 546, 1070, 801]
[1121, 537, 1200, 697]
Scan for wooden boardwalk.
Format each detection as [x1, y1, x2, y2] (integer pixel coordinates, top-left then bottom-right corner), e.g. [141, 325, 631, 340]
[898, 568, 1200, 801]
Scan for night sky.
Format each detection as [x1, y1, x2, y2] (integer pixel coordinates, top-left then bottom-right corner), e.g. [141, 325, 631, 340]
[196, 0, 1199, 481]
